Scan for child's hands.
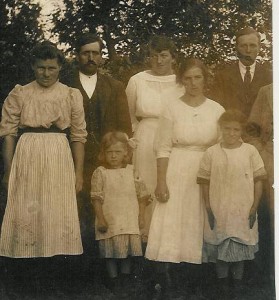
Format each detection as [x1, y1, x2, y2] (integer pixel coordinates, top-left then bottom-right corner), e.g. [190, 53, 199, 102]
[249, 208, 257, 229]
[138, 214, 145, 230]
[155, 183, 169, 203]
[97, 218, 108, 233]
[206, 207, 215, 230]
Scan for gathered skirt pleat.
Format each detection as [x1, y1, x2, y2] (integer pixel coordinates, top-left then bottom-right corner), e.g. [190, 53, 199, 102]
[0, 133, 83, 258]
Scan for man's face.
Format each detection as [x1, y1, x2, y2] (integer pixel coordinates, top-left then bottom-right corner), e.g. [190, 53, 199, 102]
[77, 42, 102, 76]
[236, 33, 260, 66]
[32, 59, 61, 88]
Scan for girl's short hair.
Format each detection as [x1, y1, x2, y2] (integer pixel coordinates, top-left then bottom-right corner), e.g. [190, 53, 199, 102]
[176, 58, 209, 85]
[98, 131, 132, 167]
[218, 109, 247, 127]
[148, 35, 177, 58]
[31, 41, 65, 66]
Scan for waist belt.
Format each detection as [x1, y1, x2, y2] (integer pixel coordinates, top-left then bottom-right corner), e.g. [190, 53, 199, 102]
[18, 126, 70, 137]
[173, 144, 207, 152]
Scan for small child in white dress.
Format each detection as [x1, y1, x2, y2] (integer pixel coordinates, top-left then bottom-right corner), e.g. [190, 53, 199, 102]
[197, 110, 267, 297]
[91, 131, 150, 293]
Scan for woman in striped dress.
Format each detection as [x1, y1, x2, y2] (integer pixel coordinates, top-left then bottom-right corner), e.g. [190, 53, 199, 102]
[0, 42, 87, 294]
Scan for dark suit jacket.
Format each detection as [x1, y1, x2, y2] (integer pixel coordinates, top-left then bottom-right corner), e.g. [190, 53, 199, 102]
[208, 62, 272, 116]
[61, 70, 132, 192]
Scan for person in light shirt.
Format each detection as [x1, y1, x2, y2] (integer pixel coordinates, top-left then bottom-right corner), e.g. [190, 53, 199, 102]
[125, 35, 183, 243]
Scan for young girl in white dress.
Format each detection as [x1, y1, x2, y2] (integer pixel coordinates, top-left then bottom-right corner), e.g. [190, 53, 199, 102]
[90, 131, 150, 292]
[197, 110, 266, 298]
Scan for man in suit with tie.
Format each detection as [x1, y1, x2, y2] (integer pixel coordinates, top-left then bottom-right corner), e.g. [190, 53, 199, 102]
[209, 27, 272, 117]
[61, 33, 132, 278]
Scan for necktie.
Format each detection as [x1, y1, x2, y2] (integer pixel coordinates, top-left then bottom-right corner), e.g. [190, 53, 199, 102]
[244, 66, 251, 85]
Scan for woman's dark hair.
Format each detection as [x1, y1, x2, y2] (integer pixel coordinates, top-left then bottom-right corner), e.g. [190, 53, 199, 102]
[148, 35, 177, 58]
[30, 41, 65, 65]
[176, 58, 209, 85]
[75, 33, 104, 53]
[218, 109, 247, 128]
[98, 131, 132, 167]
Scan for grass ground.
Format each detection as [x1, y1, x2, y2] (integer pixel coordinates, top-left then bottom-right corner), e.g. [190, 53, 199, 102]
[0, 258, 275, 300]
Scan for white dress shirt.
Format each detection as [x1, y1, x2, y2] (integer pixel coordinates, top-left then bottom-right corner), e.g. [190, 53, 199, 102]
[239, 61, 256, 82]
[79, 72, 97, 98]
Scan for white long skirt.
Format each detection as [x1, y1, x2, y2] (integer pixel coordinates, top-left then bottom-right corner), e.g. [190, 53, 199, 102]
[133, 118, 158, 242]
[145, 147, 205, 264]
[0, 133, 83, 258]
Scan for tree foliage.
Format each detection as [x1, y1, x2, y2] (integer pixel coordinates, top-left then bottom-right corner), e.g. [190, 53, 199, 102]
[0, 0, 272, 99]
[53, 0, 272, 71]
[0, 0, 43, 103]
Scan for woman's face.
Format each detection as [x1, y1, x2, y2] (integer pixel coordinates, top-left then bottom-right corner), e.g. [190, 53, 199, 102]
[182, 66, 205, 96]
[149, 49, 174, 76]
[32, 58, 61, 87]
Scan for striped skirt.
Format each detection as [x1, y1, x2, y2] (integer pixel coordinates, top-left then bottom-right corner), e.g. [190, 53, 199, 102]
[0, 133, 83, 258]
[202, 239, 259, 263]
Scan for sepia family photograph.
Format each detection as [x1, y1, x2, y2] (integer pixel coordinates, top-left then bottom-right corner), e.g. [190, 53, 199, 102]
[0, 0, 276, 299]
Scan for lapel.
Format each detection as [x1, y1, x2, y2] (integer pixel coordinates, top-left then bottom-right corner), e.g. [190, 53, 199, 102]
[92, 73, 111, 120]
[228, 63, 243, 88]
[250, 63, 262, 89]
[72, 71, 113, 121]
[72, 70, 90, 104]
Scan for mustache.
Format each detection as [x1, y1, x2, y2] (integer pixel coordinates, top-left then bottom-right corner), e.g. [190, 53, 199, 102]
[86, 61, 97, 66]
[236, 51, 254, 62]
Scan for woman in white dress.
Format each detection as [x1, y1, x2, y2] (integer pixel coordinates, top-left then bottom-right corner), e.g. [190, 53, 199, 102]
[145, 58, 225, 297]
[0, 42, 86, 296]
[126, 36, 183, 242]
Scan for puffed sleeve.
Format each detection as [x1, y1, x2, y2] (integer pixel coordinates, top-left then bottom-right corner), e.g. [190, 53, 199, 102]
[126, 76, 139, 133]
[0, 85, 23, 137]
[154, 104, 173, 158]
[90, 167, 105, 203]
[69, 88, 87, 143]
[251, 146, 267, 182]
[197, 149, 212, 184]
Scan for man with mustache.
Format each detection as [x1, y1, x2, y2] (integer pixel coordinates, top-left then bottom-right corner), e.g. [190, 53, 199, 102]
[209, 27, 272, 117]
[61, 33, 132, 279]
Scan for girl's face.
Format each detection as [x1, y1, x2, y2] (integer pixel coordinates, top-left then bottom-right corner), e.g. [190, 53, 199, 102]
[105, 142, 127, 168]
[221, 121, 242, 148]
[182, 66, 205, 96]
